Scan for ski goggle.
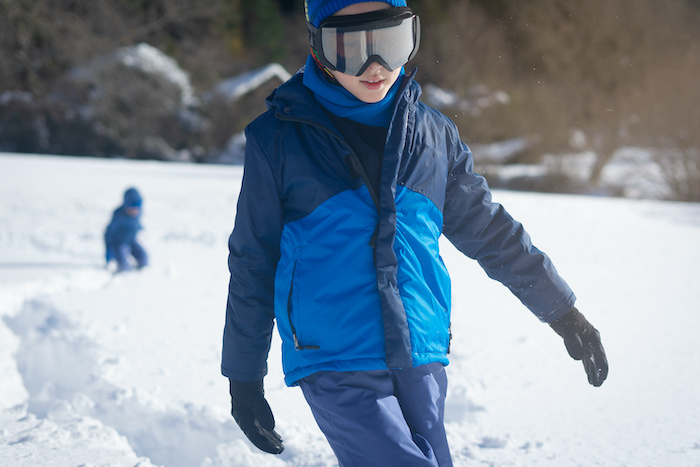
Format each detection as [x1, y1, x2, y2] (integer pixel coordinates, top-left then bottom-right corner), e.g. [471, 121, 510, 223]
[307, 7, 420, 77]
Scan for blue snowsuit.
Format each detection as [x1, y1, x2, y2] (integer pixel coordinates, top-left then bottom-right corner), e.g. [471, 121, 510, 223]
[104, 188, 148, 272]
[222, 69, 575, 464]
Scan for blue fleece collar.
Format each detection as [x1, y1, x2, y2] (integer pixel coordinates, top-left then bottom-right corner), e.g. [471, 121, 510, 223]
[302, 55, 404, 128]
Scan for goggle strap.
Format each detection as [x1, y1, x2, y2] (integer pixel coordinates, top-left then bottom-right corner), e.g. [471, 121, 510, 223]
[310, 47, 339, 83]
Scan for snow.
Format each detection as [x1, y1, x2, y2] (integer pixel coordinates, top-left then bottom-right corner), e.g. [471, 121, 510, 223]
[471, 138, 532, 164]
[2, 152, 700, 466]
[212, 64, 292, 103]
[69, 43, 197, 107]
[597, 147, 672, 199]
[477, 147, 674, 200]
[423, 84, 510, 116]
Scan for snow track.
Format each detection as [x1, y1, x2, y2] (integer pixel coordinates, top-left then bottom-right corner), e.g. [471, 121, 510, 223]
[1, 270, 265, 467]
[1, 271, 156, 465]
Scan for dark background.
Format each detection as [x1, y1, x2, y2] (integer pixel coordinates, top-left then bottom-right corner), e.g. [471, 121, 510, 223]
[1, 0, 699, 199]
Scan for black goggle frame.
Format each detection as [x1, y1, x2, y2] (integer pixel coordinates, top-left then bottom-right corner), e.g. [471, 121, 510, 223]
[307, 7, 420, 77]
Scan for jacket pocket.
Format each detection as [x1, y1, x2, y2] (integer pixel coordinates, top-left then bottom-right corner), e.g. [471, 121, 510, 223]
[287, 260, 319, 351]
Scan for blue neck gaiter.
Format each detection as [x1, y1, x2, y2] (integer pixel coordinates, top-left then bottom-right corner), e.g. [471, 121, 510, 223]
[302, 55, 404, 128]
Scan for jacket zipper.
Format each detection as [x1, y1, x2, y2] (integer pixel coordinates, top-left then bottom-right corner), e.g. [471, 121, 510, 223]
[274, 69, 414, 218]
[277, 112, 381, 247]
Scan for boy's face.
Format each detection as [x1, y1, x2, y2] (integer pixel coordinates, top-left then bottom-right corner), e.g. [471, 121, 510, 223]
[126, 206, 140, 217]
[330, 2, 403, 103]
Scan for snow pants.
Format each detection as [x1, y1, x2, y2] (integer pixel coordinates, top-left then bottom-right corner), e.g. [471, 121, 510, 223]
[106, 242, 148, 272]
[298, 362, 452, 467]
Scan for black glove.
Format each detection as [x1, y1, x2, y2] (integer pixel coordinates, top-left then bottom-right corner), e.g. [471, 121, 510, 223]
[229, 379, 284, 454]
[550, 307, 609, 387]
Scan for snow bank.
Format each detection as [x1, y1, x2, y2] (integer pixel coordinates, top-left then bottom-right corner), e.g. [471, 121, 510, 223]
[69, 43, 196, 107]
[212, 64, 292, 103]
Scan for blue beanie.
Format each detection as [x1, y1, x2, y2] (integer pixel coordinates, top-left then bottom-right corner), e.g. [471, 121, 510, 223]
[123, 187, 142, 207]
[305, 0, 408, 27]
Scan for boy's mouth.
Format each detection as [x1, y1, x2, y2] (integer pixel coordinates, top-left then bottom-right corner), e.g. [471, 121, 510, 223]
[361, 77, 385, 90]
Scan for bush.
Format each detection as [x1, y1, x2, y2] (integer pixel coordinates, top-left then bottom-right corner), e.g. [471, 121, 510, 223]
[1, 0, 699, 199]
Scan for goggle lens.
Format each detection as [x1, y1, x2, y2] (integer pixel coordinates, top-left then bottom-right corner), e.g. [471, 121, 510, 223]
[310, 9, 420, 76]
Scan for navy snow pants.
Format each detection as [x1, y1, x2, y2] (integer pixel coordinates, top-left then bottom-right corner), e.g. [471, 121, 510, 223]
[107, 242, 148, 272]
[298, 362, 452, 467]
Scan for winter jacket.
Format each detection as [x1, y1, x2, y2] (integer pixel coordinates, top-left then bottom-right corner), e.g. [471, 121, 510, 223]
[104, 188, 143, 248]
[222, 69, 575, 386]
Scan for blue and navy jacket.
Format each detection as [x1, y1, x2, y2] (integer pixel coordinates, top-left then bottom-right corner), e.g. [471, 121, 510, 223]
[222, 70, 575, 386]
[104, 188, 143, 248]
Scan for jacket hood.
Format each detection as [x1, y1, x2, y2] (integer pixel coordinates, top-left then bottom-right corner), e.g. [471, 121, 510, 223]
[123, 187, 142, 208]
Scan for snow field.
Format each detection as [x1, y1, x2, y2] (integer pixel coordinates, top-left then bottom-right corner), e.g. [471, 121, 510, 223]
[1, 153, 700, 466]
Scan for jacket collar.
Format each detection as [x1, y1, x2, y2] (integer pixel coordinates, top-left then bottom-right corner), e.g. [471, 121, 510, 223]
[266, 66, 421, 127]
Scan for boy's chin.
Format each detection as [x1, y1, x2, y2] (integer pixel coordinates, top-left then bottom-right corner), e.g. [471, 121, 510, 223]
[358, 93, 389, 104]
[348, 85, 393, 103]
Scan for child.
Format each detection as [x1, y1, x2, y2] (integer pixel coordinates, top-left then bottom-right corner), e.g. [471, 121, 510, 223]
[104, 187, 148, 273]
[222, 1, 608, 465]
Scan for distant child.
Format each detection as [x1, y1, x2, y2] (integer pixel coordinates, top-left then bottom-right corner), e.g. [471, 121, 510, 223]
[104, 187, 148, 273]
[221, 1, 608, 466]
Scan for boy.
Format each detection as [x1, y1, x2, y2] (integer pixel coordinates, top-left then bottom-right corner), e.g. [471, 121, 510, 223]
[104, 187, 148, 273]
[222, 1, 608, 465]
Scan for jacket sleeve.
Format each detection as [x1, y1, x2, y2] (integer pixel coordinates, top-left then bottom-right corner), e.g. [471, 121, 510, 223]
[441, 124, 575, 323]
[221, 124, 283, 381]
